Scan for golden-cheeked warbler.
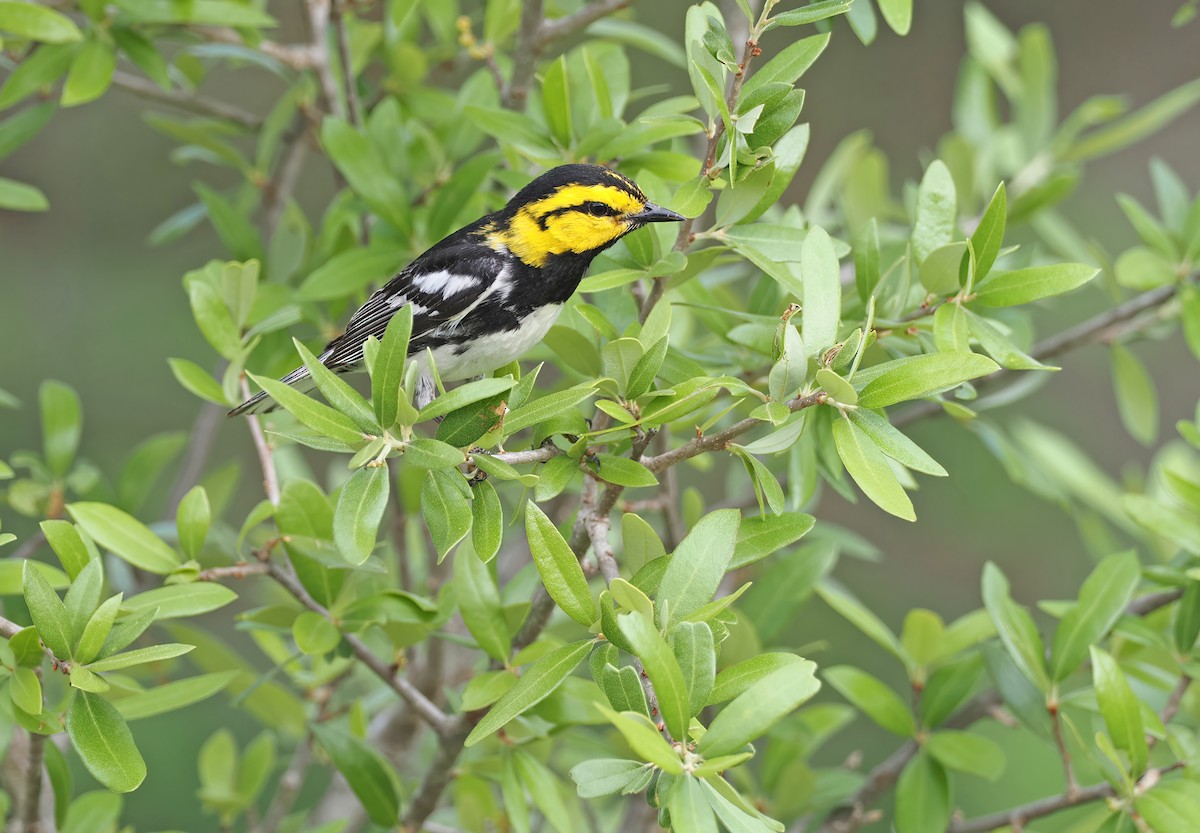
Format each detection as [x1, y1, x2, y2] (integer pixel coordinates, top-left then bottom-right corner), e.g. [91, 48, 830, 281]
[230, 163, 684, 416]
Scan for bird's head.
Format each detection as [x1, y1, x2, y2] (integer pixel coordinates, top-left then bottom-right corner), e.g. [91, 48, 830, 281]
[488, 164, 684, 267]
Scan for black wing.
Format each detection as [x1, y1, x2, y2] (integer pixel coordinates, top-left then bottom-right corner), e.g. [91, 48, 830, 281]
[321, 237, 510, 370]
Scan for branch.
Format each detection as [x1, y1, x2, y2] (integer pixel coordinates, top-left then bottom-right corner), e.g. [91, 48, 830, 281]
[643, 392, 826, 472]
[0, 616, 63, 668]
[536, 0, 632, 44]
[946, 763, 1185, 833]
[9, 531, 46, 563]
[197, 563, 270, 581]
[893, 277, 1193, 428]
[240, 379, 281, 507]
[503, 0, 545, 108]
[331, 0, 363, 128]
[816, 691, 1002, 833]
[1125, 587, 1182, 617]
[193, 26, 320, 71]
[303, 0, 343, 118]
[641, 14, 762, 322]
[256, 736, 313, 833]
[111, 70, 261, 128]
[400, 718, 473, 833]
[266, 560, 451, 733]
[166, 401, 224, 515]
[14, 732, 45, 833]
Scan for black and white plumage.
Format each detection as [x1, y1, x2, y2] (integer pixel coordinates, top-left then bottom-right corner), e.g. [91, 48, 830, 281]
[230, 164, 684, 417]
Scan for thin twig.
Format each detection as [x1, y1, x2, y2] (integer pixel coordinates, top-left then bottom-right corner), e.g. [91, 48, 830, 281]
[642, 392, 826, 472]
[111, 70, 262, 127]
[503, 0, 545, 108]
[266, 560, 451, 732]
[536, 0, 633, 44]
[15, 731, 45, 833]
[946, 762, 1186, 833]
[9, 531, 46, 563]
[257, 735, 313, 833]
[193, 26, 320, 70]
[197, 563, 271, 581]
[400, 718, 473, 833]
[240, 379, 281, 507]
[1159, 675, 1191, 726]
[166, 401, 224, 515]
[816, 691, 1002, 833]
[263, 124, 311, 241]
[0, 617, 62, 668]
[304, 0, 343, 118]
[1049, 705, 1079, 796]
[893, 278, 1193, 427]
[1125, 587, 1183, 617]
[640, 10, 762, 323]
[331, 0, 364, 128]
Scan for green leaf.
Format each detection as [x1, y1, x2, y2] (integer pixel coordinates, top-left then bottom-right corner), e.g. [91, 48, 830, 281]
[513, 749, 574, 833]
[971, 183, 1007, 280]
[122, 583, 236, 620]
[86, 643, 193, 672]
[673, 621, 716, 717]
[601, 663, 650, 716]
[295, 247, 406, 302]
[114, 0, 277, 26]
[569, 758, 649, 798]
[1111, 345, 1158, 445]
[594, 705, 683, 774]
[981, 562, 1049, 691]
[657, 509, 740, 626]
[707, 653, 804, 705]
[63, 558, 102, 644]
[40, 520, 91, 580]
[471, 479, 503, 563]
[1050, 551, 1140, 681]
[730, 512, 815, 569]
[0, 1, 82, 42]
[858, 352, 998, 409]
[419, 377, 516, 422]
[422, 470, 472, 561]
[66, 691, 146, 792]
[877, 0, 912, 35]
[911, 160, 957, 263]
[0, 42, 74, 110]
[311, 724, 399, 827]
[23, 560, 73, 657]
[925, 730, 1005, 780]
[10, 665, 42, 715]
[542, 55, 572, 146]
[248, 373, 365, 448]
[742, 33, 829, 98]
[668, 775, 718, 833]
[176, 486, 210, 560]
[524, 501, 596, 627]
[696, 659, 820, 757]
[0, 99, 54, 160]
[454, 539, 511, 662]
[40, 380, 82, 477]
[973, 263, 1099, 307]
[824, 666, 915, 736]
[1065, 77, 1200, 163]
[114, 671, 237, 721]
[334, 465, 389, 565]
[0, 176, 49, 211]
[168, 358, 229, 406]
[75, 595, 122, 665]
[592, 454, 658, 488]
[1091, 646, 1149, 775]
[894, 751, 950, 833]
[800, 225, 841, 354]
[61, 38, 115, 107]
[832, 416, 915, 521]
[504, 383, 598, 436]
[1134, 782, 1200, 833]
[849, 408, 946, 476]
[294, 339, 378, 431]
[67, 502, 180, 574]
[617, 612, 690, 740]
[817, 581, 907, 663]
[466, 639, 593, 746]
[768, 0, 853, 28]
[292, 611, 340, 655]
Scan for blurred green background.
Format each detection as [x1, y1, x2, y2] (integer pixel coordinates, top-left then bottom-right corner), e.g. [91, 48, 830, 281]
[2, 1, 1198, 828]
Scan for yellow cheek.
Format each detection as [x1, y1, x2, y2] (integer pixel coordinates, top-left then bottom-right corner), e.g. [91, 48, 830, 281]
[490, 212, 627, 267]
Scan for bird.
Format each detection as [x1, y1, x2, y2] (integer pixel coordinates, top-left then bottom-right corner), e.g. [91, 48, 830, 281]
[229, 164, 685, 416]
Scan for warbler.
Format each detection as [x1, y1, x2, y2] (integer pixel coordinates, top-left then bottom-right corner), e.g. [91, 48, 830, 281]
[230, 164, 684, 416]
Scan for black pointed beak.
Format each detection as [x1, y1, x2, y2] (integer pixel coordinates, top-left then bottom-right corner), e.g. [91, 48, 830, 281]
[629, 202, 686, 224]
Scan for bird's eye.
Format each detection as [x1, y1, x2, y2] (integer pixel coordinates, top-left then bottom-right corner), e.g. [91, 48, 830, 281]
[583, 201, 613, 217]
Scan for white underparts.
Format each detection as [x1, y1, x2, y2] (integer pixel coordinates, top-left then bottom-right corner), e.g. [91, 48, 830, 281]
[420, 303, 563, 380]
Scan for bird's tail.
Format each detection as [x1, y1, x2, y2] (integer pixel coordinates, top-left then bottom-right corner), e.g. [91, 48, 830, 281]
[227, 362, 317, 417]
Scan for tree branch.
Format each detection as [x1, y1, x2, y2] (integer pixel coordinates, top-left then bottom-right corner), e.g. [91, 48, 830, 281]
[503, 0, 545, 108]
[14, 731, 44, 833]
[111, 70, 261, 128]
[166, 401, 224, 515]
[536, 0, 632, 45]
[240, 380, 282, 507]
[266, 560, 452, 733]
[256, 735, 312, 833]
[893, 277, 1193, 428]
[816, 691, 1002, 833]
[643, 392, 826, 472]
[331, 0, 364, 128]
[197, 563, 270, 581]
